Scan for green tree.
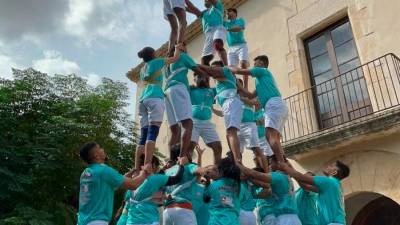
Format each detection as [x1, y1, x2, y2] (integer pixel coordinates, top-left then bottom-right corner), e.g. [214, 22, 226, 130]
[0, 68, 140, 225]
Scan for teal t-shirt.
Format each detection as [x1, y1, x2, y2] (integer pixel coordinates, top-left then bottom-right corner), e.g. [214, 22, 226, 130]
[116, 191, 132, 225]
[313, 176, 345, 225]
[139, 58, 166, 102]
[224, 18, 246, 46]
[192, 183, 210, 225]
[201, 0, 224, 33]
[241, 104, 255, 123]
[165, 53, 197, 90]
[215, 67, 237, 106]
[127, 174, 169, 224]
[165, 163, 198, 205]
[270, 172, 297, 216]
[240, 181, 256, 211]
[295, 188, 319, 225]
[190, 87, 217, 120]
[253, 187, 275, 223]
[205, 178, 241, 225]
[77, 164, 124, 225]
[254, 109, 265, 138]
[249, 67, 281, 107]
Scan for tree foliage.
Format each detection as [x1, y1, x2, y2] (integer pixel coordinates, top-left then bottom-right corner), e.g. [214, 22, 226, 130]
[0, 68, 139, 225]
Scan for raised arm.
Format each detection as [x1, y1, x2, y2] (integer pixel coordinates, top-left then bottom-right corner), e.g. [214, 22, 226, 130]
[185, 0, 202, 17]
[237, 82, 257, 99]
[122, 170, 148, 190]
[197, 64, 225, 79]
[280, 162, 315, 186]
[165, 44, 184, 65]
[237, 162, 272, 183]
[229, 66, 252, 76]
[240, 96, 258, 106]
[166, 156, 189, 185]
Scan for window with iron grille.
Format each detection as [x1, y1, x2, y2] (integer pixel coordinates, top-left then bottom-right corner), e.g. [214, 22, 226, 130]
[305, 18, 372, 128]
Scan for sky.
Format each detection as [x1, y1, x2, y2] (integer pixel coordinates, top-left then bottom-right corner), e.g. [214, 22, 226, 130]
[0, 0, 204, 116]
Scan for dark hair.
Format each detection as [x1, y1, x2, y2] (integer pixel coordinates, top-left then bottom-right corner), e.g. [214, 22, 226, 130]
[227, 8, 237, 15]
[254, 55, 269, 67]
[336, 160, 350, 180]
[218, 157, 241, 195]
[170, 144, 181, 162]
[138, 47, 155, 62]
[79, 142, 98, 164]
[139, 154, 160, 168]
[211, 60, 224, 67]
[237, 78, 244, 85]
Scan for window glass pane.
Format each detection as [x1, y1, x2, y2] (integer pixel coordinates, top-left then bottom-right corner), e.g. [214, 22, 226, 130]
[339, 58, 360, 74]
[311, 53, 331, 75]
[314, 70, 333, 85]
[308, 35, 327, 58]
[335, 40, 358, 65]
[331, 22, 353, 47]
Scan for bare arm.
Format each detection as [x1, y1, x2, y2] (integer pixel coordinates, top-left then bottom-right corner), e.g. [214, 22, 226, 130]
[250, 178, 270, 189]
[237, 162, 272, 183]
[122, 170, 148, 190]
[298, 181, 318, 193]
[240, 96, 258, 106]
[195, 146, 206, 166]
[212, 107, 223, 117]
[197, 64, 225, 79]
[280, 163, 315, 185]
[165, 45, 182, 65]
[229, 66, 252, 76]
[185, 0, 202, 17]
[237, 82, 257, 99]
[227, 26, 243, 32]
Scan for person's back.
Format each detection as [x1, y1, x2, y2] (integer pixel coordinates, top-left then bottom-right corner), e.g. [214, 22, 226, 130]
[166, 52, 197, 90]
[295, 188, 319, 225]
[313, 176, 346, 225]
[78, 164, 124, 225]
[206, 178, 241, 225]
[191, 182, 210, 225]
[165, 163, 198, 204]
[254, 186, 276, 225]
[215, 67, 237, 106]
[139, 57, 166, 102]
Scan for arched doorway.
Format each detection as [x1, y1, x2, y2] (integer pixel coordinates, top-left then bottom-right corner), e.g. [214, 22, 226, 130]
[345, 192, 400, 225]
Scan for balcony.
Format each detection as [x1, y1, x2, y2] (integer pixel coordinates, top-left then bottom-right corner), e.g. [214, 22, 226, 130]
[282, 53, 400, 153]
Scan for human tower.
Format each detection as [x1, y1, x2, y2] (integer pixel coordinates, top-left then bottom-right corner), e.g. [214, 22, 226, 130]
[76, 1, 350, 225]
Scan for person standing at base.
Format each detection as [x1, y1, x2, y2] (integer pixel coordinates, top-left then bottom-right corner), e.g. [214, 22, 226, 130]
[77, 142, 148, 225]
[280, 161, 350, 225]
[136, 45, 182, 173]
[295, 172, 319, 225]
[186, 0, 228, 65]
[236, 156, 301, 225]
[188, 73, 222, 164]
[224, 8, 250, 88]
[230, 55, 288, 164]
[198, 61, 243, 162]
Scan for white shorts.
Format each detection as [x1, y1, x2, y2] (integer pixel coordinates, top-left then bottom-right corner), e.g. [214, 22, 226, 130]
[163, 0, 185, 18]
[259, 137, 273, 156]
[202, 26, 226, 57]
[240, 210, 257, 225]
[276, 214, 301, 225]
[163, 207, 197, 225]
[222, 96, 243, 129]
[228, 43, 249, 66]
[264, 97, 288, 134]
[238, 122, 260, 152]
[87, 221, 108, 225]
[261, 215, 276, 225]
[191, 120, 220, 144]
[165, 84, 192, 126]
[139, 98, 165, 128]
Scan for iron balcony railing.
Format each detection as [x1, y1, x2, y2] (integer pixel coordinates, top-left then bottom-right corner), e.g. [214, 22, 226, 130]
[282, 53, 400, 144]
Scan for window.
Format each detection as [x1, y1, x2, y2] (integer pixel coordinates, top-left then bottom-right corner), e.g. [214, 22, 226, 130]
[305, 18, 372, 128]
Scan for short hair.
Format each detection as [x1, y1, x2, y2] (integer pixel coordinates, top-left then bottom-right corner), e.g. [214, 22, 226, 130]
[79, 142, 98, 164]
[211, 60, 224, 67]
[227, 8, 237, 15]
[138, 47, 155, 62]
[336, 160, 350, 180]
[254, 55, 269, 67]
